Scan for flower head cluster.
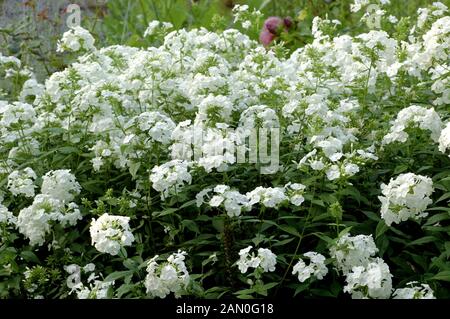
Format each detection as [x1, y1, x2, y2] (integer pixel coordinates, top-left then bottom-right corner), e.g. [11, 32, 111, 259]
[0, 203, 16, 227]
[144, 251, 190, 298]
[439, 122, 450, 157]
[330, 233, 392, 299]
[236, 246, 277, 274]
[383, 105, 443, 144]
[343, 257, 393, 299]
[292, 252, 328, 283]
[89, 213, 135, 256]
[196, 185, 250, 217]
[378, 173, 433, 226]
[41, 169, 81, 202]
[392, 282, 436, 299]
[232, 4, 263, 31]
[246, 186, 287, 208]
[150, 160, 192, 199]
[17, 194, 82, 246]
[7, 167, 37, 197]
[57, 26, 95, 53]
[329, 233, 379, 273]
[16, 169, 82, 246]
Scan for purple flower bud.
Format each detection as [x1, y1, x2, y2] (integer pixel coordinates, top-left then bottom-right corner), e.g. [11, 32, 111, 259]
[259, 28, 276, 46]
[283, 17, 293, 29]
[264, 16, 284, 35]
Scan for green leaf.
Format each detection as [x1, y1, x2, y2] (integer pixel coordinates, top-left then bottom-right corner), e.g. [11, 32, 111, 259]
[152, 208, 177, 218]
[424, 212, 450, 226]
[182, 220, 200, 234]
[432, 271, 450, 282]
[406, 236, 436, 246]
[20, 251, 40, 264]
[104, 270, 132, 282]
[278, 225, 301, 237]
[375, 221, 389, 239]
[393, 164, 409, 174]
[272, 237, 295, 247]
[57, 146, 79, 154]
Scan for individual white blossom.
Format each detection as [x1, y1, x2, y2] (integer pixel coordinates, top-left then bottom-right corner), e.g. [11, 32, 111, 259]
[284, 182, 306, 206]
[350, 0, 370, 13]
[89, 213, 135, 256]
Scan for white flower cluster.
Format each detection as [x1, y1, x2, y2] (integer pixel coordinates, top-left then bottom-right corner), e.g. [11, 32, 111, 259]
[17, 195, 82, 246]
[89, 213, 135, 256]
[330, 233, 434, 299]
[0, 101, 36, 145]
[330, 233, 392, 299]
[383, 105, 443, 144]
[378, 173, 433, 226]
[330, 233, 379, 274]
[343, 257, 393, 299]
[236, 246, 277, 274]
[246, 186, 287, 208]
[195, 185, 250, 217]
[56, 26, 96, 53]
[0, 203, 16, 226]
[439, 122, 450, 157]
[144, 250, 190, 298]
[7, 167, 37, 197]
[196, 182, 306, 216]
[232, 4, 262, 30]
[16, 170, 82, 246]
[292, 252, 328, 283]
[23, 9, 445, 202]
[19, 78, 44, 103]
[150, 160, 192, 199]
[392, 281, 436, 299]
[41, 169, 81, 202]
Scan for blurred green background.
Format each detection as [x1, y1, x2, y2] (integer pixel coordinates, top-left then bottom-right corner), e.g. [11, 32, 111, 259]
[0, 0, 440, 81]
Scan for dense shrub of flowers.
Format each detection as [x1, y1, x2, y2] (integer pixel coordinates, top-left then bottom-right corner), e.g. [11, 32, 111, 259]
[0, 1, 449, 299]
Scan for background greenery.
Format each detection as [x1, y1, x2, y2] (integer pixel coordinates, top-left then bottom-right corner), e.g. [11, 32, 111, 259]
[0, 0, 439, 82]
